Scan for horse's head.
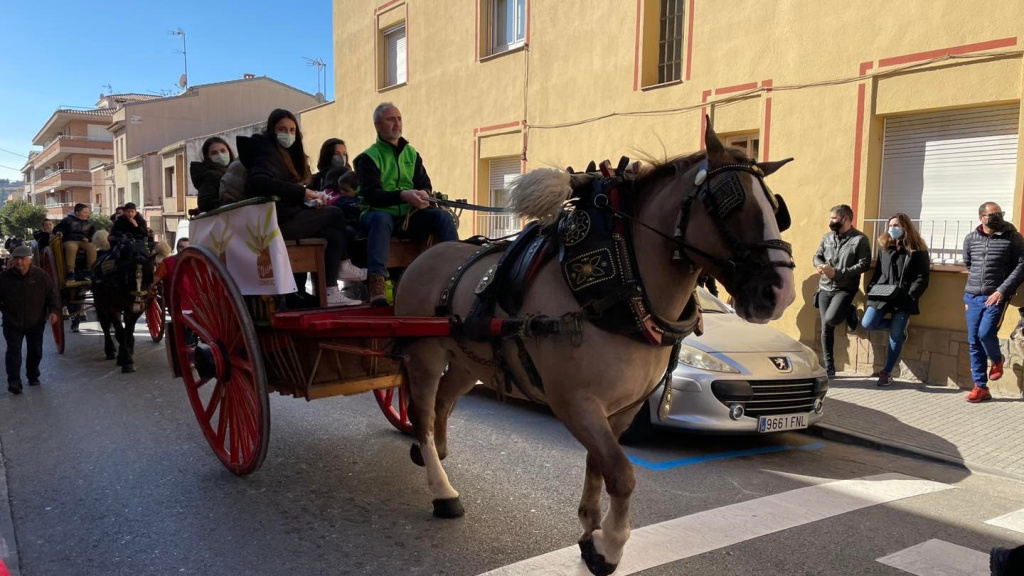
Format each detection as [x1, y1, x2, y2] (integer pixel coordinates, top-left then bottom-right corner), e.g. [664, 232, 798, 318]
[635, 121, 796, 323]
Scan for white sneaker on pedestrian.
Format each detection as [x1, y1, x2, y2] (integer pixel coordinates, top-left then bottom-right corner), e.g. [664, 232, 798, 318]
[338, 259, 367, 282]
[326, 285, 362, 307]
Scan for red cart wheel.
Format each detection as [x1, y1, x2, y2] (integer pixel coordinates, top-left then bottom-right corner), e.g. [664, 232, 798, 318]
[40, 248, 65, 355]
[146, 286, 165, 343]
[170, 246, 270, 475]
[373, 374, 412, 434]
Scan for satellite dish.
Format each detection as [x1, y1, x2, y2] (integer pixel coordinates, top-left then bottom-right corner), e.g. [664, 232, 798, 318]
[315, 92, 325, 103]
[178, 74, 187, 88]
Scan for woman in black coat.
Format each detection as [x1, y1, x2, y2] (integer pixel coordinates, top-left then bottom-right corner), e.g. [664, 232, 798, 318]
[309, 138, 348, 192]
[861, 213, 931, 386]
[191, 137, 234, 213]
[239, 109, 365, 307]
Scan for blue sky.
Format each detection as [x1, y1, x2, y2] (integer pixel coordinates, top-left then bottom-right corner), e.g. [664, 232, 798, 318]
[0, 0, 333, 181]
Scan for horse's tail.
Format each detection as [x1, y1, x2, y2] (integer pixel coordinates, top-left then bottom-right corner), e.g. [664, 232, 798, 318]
[507, 168, 572, 225]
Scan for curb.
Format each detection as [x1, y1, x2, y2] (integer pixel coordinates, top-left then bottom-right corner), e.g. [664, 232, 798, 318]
[0, 434, 19, 576]
[806, 423, 1024, 484]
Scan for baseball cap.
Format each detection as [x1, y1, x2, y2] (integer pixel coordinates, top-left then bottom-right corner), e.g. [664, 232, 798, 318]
[11, 246, 32, 258]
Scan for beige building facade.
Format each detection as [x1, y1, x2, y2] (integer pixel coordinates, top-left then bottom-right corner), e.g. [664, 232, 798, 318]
[302, 0, 1024, 394]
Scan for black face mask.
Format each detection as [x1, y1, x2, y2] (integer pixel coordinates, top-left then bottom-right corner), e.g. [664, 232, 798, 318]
[828, 221, 843, 232]
[987, 213, 1006, 230]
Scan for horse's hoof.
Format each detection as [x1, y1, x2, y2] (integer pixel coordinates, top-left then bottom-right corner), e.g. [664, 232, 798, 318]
[410, 443, 424, 467]
[432, 497, 465, 519]
[579, 539, 617, 576]
[121, 364, 135, 374]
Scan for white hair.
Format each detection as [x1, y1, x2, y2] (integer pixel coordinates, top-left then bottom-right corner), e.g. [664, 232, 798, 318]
[373, 102, 396, 124]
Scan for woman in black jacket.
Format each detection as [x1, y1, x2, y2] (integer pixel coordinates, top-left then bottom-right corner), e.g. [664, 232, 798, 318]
[309, 138, 348, 191]
[191, 137, 234, 213]
[240, 109, 365, 307]
[861, 213, 931, 386]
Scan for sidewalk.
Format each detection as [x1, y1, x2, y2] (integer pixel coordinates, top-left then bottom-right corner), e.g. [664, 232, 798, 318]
[812, 374, 1024, 480]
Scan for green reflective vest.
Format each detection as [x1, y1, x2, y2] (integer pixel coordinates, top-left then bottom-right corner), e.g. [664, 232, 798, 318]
[359, 138, 419, 218]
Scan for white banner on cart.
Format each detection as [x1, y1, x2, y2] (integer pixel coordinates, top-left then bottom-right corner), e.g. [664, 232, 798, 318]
[189, 203, 297, 295]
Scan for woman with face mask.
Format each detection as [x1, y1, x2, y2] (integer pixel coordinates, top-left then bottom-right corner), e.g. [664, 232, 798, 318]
[309, 138, 350, 192]
[861, 213, 931, 386]
[191, 137, 235, 213]
[238, 109, 365, 307]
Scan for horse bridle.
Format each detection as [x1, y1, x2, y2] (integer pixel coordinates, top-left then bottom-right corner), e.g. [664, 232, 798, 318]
[670, 160, 795, 272]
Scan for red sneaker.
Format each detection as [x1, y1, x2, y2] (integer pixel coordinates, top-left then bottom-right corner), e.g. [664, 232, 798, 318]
[990, 360, 1005, 381]
[967, 385, 992, 403]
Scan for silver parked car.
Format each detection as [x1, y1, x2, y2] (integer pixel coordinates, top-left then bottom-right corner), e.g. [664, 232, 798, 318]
[625, 288, 829, 438]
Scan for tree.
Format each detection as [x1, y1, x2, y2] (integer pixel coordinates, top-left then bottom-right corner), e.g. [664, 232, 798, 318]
[0, 200, 47, 238]
[89, 213, 112, 232]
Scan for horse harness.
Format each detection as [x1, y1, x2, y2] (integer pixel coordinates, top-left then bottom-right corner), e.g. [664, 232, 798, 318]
[440, 156, 792, 403]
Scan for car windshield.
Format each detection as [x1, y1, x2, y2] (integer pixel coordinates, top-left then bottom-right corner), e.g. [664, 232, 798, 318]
[696, 287, 732, 314]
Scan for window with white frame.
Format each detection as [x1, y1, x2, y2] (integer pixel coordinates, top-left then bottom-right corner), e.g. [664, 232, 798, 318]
[657, 0, 684, 84]
[725, 133, 760, 161]
[383, 24, 407, 88]
[490, 0, 526, 55]
[481, 157, 522, 237]
[876, 105, 1020, 265]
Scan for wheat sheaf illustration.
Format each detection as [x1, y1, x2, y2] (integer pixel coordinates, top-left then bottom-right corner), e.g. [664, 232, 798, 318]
[246, 206, 280, 280]
[208, 215, 234, 265]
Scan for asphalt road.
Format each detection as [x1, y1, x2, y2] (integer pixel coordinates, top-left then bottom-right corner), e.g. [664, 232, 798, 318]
[1, 319, 1022, 576]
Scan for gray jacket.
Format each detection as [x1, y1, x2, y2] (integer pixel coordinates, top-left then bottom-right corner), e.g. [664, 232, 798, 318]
[963, 223, 1024, 296]
[812, 228, 871, 293]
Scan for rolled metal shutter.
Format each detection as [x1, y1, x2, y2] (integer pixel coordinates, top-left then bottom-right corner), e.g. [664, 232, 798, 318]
[878, 105, 1020, 264]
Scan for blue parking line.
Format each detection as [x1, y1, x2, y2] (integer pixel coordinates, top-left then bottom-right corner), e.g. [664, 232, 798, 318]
[628, 442, 827, 471]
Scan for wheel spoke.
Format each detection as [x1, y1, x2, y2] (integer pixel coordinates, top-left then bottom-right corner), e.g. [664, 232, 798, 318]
[398, 385, 408, 422]
[215, 391, 229, 451]
[203, 380, 225, 424]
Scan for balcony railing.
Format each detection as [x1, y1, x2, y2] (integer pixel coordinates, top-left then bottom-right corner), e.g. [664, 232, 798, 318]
[34, 135, 113, 166]
[34, 169, 91, 186]
[476, 213, 524, 239]
[862, 218, 976, 266]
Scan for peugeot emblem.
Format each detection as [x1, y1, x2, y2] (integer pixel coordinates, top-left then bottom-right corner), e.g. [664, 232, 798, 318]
[769, 356, 791, 372]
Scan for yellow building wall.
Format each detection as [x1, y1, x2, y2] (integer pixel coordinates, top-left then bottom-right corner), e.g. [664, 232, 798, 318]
[302, 0, 1024, 343]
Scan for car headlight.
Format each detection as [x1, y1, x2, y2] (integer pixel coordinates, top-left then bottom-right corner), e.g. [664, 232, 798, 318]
[678, 343, 740, 373]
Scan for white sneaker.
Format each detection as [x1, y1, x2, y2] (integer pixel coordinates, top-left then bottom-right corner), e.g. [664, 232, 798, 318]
[338, 260, 367, 282]
[326, 285, 362, 307]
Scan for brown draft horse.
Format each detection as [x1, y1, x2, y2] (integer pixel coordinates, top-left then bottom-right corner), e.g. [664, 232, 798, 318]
[394, 123, 797, 575]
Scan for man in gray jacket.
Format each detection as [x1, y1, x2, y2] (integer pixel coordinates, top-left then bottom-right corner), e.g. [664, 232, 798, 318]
[962, 201, 1024, 403]
[812, 204, 871, 377]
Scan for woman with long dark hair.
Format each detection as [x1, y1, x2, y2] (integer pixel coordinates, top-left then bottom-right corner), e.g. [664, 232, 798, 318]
[861, 213, 931, 386]
[239, 109, 365, 307]
[310, 138, 348, 191]
[191, 136, 235, 213]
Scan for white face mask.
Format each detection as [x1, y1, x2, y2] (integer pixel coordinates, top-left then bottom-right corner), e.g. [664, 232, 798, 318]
[210, 152, 230, 167]
[276, 132, 296, 148]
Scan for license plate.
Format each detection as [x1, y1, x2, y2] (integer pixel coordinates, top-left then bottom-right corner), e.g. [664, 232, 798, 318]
[757, 413, 809, 433]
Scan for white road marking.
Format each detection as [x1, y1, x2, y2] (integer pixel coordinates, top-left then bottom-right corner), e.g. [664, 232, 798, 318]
[478, 473, 953, 576]
[986, 508, 1024, 534]
[876, 539, 988, 576]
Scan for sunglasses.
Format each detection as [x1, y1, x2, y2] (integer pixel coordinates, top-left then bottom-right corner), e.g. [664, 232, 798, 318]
[983, 211, 1005, 218]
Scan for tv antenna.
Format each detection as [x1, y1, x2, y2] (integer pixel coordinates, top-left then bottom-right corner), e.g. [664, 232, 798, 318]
[102, 83, 114, 95]
[303, 57, 327, 99]
[168, 27, 188, 90]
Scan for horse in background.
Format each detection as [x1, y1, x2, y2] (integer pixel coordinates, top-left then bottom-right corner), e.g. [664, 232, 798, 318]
[91, 235, 158, 373]
[394, 122, 797, 575]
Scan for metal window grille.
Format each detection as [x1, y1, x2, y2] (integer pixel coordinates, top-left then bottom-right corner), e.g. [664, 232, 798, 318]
[658, 0, 684, 84]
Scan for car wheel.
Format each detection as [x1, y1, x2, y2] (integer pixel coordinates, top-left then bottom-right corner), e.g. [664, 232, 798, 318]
[619, 400, 654, 445]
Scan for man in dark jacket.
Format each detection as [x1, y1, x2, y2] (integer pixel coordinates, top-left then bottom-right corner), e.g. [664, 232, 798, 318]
[354, 102, 458, 306]
[109, 203, 149, 241]
[961, 202, 1024, 403]
[0, 246, 61, 394]
[812, 204, 871, 377]
[54, 203, 97, 280]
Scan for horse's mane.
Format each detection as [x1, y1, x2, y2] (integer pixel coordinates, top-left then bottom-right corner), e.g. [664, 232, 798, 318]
[632, 148, 751, 190]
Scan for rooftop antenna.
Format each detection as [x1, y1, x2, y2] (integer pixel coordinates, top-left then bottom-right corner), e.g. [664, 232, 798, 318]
[102, 83, 114, 96]
[169, 27, 188, 91]
[303, 57, 327, 98]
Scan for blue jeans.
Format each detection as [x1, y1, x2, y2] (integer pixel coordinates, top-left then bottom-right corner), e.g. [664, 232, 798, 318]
[964, 293, 1005, 386]
[860, 307, 911, 373]
[362, 208, 459, 276]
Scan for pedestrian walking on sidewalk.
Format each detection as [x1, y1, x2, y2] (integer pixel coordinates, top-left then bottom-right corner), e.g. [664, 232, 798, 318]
[861, 214, 930, 386]
[812, 204, 871, 377]
[962, 202, 1024, 403]
[0, 246, 61, 395]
